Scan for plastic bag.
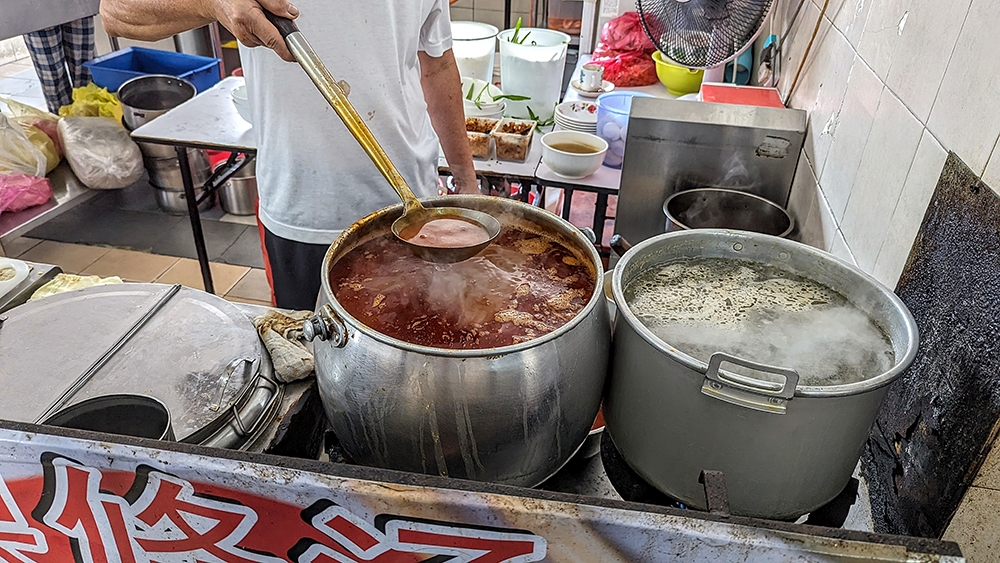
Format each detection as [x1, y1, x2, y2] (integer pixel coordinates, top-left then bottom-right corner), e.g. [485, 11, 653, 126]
[58, 83, 123, 123]
[596, 12, 656, 54]
[591, 13, 660, 87]
[591, 50, 658, 87]
[58, 117, 143, 190]
[1, 96, 62, 155]
[0, 174, 53, 215]
[0, 114, 46, 177]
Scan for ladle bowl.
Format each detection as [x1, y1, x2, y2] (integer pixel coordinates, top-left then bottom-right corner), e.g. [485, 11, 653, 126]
[265, 12, 499, 262]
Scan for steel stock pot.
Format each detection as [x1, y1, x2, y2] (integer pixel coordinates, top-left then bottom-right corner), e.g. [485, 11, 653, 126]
[303, 195, 611, 487]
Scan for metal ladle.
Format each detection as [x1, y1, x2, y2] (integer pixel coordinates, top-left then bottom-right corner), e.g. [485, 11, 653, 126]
[264, 13, 501, 263]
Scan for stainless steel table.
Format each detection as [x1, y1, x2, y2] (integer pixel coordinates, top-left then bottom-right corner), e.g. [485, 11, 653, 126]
[131, 76, 255, 294]
[0, 162, 98, 257]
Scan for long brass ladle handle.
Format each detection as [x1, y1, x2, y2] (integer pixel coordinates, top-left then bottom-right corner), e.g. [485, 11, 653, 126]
[265, 13, 424, 215]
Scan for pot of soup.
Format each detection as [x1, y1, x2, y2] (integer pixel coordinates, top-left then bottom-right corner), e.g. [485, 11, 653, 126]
[303, 195, 610, 487]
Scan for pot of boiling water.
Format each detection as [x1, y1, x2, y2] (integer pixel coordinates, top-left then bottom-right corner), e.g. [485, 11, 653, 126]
[303, 195, 610, 487]
[606, 229, 918, 520]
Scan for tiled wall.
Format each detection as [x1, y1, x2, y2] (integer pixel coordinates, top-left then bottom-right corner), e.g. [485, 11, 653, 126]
[450, 0, 533, 30]
[776, 0, 993, 289]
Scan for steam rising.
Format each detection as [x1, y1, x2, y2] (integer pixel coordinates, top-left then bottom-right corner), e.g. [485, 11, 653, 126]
[625, 259, 895, 386]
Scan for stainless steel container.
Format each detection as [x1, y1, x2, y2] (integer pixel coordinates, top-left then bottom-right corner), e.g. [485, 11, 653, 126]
[118, 74, 196, 129]
[607, 229, 919, 520]
[216, 160, 258, 216]
[145, 150, 211, 190]
[663, 188, 793, 238]
[153, 186, 214, 215]
[43, 394, 175, 441]
[305, 195, 611, 487]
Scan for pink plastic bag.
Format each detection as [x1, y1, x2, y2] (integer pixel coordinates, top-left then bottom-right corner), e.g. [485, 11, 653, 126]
[0, 174, 53, 215]
[591, 13, 660, 87]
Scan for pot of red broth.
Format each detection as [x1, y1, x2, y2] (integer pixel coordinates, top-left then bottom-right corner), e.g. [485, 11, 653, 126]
[303, 195, 610, 487]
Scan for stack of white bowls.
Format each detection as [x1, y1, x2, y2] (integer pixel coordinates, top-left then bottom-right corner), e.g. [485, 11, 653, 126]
[462, 77, 506, 120]
[554, 101, 599, 134]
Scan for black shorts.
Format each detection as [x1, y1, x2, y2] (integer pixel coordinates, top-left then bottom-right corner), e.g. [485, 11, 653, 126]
[261, 226, 329, 311]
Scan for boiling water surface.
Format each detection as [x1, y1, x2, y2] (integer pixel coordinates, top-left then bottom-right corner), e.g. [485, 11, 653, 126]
[624, 258, 895, 386]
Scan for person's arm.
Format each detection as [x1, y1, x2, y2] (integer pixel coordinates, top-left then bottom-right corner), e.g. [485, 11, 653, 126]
[419, 50, 478, 195]
[99, 0, 298, 61]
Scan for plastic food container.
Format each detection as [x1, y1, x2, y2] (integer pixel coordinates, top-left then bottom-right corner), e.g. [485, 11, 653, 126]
[498, 28, 570, 122]
[595, 91, 654, 169]
[452, 22, 499, 82]
[492, 118, 536, 161]
[84, 47, 221, 93]
[466, 117, 499, 159]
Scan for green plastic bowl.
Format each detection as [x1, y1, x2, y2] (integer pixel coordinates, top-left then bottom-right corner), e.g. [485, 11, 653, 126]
[652, 51, 704, 96]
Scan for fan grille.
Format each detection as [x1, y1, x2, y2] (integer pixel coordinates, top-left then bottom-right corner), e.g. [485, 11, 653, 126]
[637, 0, 774, 69]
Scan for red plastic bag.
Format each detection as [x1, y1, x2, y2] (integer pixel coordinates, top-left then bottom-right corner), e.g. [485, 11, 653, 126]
[0, 174, 53, 215]
[597, 12, 655, 54]
[591, 13, 660, 87]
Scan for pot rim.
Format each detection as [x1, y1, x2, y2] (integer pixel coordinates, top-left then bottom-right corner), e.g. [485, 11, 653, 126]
[611, 229, 919, 398]
[118, 74, 196, 111]
[320, 195, 606, 358]
[662, 187, 795, 239]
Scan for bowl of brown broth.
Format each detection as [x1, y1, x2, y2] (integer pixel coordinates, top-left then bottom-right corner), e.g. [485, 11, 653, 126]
[541, 131, 608, 179]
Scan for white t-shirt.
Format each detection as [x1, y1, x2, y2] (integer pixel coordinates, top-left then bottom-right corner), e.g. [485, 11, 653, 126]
[239, 0, 452, 244]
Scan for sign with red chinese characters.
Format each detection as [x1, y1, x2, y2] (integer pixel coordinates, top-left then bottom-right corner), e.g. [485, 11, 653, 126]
[0, 425, 964, 562]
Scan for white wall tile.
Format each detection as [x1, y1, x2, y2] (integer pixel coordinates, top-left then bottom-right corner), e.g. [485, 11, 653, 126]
[840, 89, 923, 273]
[871, 130, 946, 287]
[777, 1, 822, 100]
[808, 188, 840, 252]
[788, 23, 855, 172]
[818, 56, 883, 220]
[884, 0, 971, 122]
[982, 142, 1000, 194]
[452, 0, 473, 9]
[943, 486, 1000, 563]
[856, 0, 912, 81]
[832, 0, 874, 47]
[830, 229, 857, 264]
[927, 0, 1000, 175]
[450, 6, 475, 21]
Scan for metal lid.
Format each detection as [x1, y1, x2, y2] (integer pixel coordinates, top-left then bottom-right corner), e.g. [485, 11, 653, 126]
[0, 284, 274, 444]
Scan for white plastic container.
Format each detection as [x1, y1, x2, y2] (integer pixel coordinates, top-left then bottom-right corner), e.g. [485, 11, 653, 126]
[498, 28, 570, 122]
[452, 22, 499, 82]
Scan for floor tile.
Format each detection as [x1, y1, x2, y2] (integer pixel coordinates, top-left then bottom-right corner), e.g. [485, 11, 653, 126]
[0, 61, 33, 80]
[218, 227, 265, 269]
[0, 76, 36, 97]
[150, 219, 249, 262]
[226, 268, 272, 302]
[943, 486, 1000, 562]
[224, 296, 273, 308]
[81, 249, 178, 282]
[1, 236, 42, 258]
[19, 241, 111, 274]
[26, 205, 185, 252]
[155, 258, 250, 295]
[219, 213, 257, 226]
[86, 178, 163, 214]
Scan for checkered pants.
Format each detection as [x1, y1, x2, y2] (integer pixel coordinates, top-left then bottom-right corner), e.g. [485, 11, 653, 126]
[24, 17, 95, 114]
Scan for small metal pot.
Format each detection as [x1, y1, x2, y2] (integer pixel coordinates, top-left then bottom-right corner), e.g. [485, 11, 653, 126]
[607, 229, 918, 519]
[215, 160, 258, 216]
[145, 151, 211, 190]
[664, 188, 793, 238]
[43, 394, 175, 441]
[118, 74, 196, 130]
[153, 187, 214, 215]
[306, 195, 610, 487]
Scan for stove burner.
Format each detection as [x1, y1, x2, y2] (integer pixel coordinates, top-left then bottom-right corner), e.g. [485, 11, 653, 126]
[600, 430, 859, 527]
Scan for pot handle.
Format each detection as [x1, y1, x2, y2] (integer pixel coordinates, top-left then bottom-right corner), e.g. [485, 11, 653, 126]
[701, 353, 800, 415]
[302, 304, 347, 347]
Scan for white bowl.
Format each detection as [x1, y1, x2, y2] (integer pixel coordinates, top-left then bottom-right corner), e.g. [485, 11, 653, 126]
[231, 85, 251, 124]
[465, 101, 505, 119]
[461, 76, 505, 112]
[541, 131, 608, 179]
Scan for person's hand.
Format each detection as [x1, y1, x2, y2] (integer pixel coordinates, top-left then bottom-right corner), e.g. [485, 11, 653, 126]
[207, 0, 299, 62]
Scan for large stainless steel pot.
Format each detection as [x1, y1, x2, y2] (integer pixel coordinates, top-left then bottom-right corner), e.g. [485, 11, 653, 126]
[607, 229, 918, 520]
[306, 195, 610, 487]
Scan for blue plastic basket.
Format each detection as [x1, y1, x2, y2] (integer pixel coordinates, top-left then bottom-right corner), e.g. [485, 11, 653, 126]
[84, 47, 221, 93]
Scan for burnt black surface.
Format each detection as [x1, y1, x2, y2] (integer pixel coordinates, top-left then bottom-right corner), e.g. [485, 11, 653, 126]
[863, 152, 1000, 538]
